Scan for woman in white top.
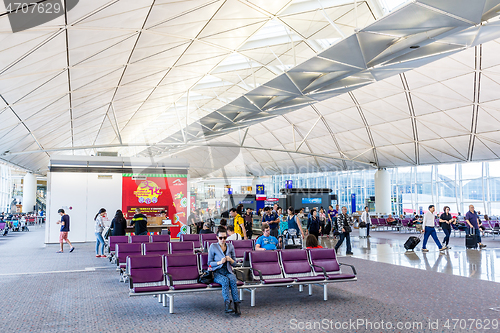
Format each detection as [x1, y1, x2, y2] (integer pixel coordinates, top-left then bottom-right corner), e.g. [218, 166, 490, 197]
[94, 208, 107, 258]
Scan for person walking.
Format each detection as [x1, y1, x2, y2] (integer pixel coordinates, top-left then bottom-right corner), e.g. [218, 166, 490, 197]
[439, 206, 454, 248]
[422, 205, 447, 252]
[286, 206, 304, 239]
[110, 210, 127, 236]
[334, 206, 353, 255]
[243, 207, 253, 240]
[229, 208, 246, 240]
[94, 208, 106, 258]
[208, 226, 241, 316]
[307, 208, 321, 240]
[318, 208, 326, 237]
[360, 206, 371, 237]
[56, 209, 74, 253]
[465, 205, 487, 248]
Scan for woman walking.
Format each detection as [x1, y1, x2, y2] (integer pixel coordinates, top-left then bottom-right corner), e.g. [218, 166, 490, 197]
[94, 208, 106, 258]
[307, 208, 321, 240]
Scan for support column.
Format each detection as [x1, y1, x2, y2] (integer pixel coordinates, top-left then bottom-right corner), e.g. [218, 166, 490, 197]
[22, 173, 36, 213]
[374, 169, 391, 215]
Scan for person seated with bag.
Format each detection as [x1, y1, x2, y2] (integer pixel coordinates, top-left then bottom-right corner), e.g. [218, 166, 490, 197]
[208, 226, 241, 316]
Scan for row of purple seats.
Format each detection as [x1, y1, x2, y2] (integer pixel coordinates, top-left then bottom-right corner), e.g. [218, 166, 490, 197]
[115, 240, 255, 281]
[127, 248, 357, 313]
[245, 249, 357, 305]
[127, 252, 244, 312]
[107, 235, 171, 261]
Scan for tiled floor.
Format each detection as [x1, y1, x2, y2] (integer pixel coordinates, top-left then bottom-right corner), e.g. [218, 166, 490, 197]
[319, 228, 500, 283]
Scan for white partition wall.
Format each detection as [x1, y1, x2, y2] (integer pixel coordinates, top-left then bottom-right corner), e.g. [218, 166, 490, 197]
[85, 173, 123, 242]
[45, 156, 189, 244]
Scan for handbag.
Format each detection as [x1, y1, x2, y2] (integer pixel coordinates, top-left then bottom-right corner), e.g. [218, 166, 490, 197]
[198, 270, 214, 284]
[344, 225, 352, 233]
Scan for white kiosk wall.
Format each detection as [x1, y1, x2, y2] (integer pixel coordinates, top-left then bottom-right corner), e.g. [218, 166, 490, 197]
[45, 172, 122, 244]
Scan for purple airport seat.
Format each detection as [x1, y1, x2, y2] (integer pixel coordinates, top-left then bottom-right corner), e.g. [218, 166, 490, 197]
[0, 222, 6, 230]
[115, 243, 142, 282]
[128, 255, 169, 294]
[116, 243, 143, 268]
[230, 240, 254, 260]
[169, 241, 194, 254]
[203, 240, 217, 252]
[143, 242, 169, 256]
[180, 234, 201, 248]
[130, 235, 150, 244]
[200, 233, 217, 244]
[280, 249, 325, 282]
[308, 248, 356, 280]
[248, 250, 293, 284]
[109, 236, 129, 253]
[151, 234, 170, 242]
[198, 253, 244, 287]
[201, 234, 217, 250]
[164, 254, 208, 290]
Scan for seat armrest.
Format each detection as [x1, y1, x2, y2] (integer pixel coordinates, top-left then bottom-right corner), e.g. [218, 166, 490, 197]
[310, 264, 327, 278]
[339, 263, 357, 275]
[251, 268, 263, 282]
[165, 273, 174, 286]
[129, 276, 133, 289]
[233, 267, 250, 282]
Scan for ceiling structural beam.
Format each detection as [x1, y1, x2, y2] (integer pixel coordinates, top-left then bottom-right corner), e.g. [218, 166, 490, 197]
[110, 103, 123, 145]
[174, 102, 187, 144]
[308, 105, 348, 170]
[91, 0, 157, 148]
[317, 0, 346, 38]
[3, 142, 374, 166]
[241, 128, 249, 147]
[296, 116, 322, 152]
[468, 44, 482, 162]
[399, 73, 419, 165]
[0, 94, 49, 158]
[348, 91, 378, 166]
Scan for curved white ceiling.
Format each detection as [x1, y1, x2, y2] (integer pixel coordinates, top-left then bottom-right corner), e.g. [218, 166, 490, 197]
[1, 0, 500, 177]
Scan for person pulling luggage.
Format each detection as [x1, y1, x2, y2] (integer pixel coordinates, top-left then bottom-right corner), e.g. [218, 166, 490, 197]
[421, 205, 447, 252]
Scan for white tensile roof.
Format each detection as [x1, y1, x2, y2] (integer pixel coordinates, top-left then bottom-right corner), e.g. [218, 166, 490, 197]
[1, 0, 500, 177]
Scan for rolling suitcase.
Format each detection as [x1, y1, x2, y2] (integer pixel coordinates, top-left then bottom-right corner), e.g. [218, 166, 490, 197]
[466, 232, 478, 249]
[404, 235, 420, 251]
[359, 227, 367, 238]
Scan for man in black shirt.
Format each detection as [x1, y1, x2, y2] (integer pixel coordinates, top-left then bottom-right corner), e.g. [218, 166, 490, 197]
[131, 208, 148, 235]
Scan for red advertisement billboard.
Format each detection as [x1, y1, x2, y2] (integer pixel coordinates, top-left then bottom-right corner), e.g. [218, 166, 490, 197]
[122, 173, 188, 237]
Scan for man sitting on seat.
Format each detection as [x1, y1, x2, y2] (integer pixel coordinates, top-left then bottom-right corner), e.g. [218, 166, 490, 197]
[255, 223, 279, 251]
[199, 222, 214, 234]
[386, 214, 397, 225]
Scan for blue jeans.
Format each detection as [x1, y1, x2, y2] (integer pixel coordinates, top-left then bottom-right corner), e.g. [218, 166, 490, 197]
[422, 227, 442, 249]
[214, 270, 240, 303]
[335, 232, 351, 253]
[366, 223, 370, 236]
[442, 228, 451, 245]
[95, 232, 105, 255]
